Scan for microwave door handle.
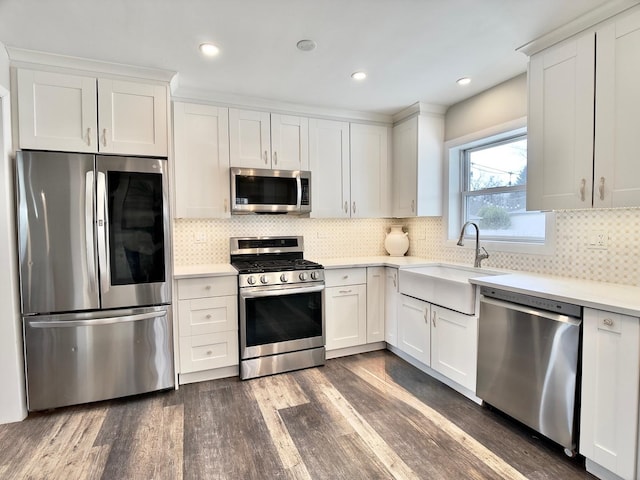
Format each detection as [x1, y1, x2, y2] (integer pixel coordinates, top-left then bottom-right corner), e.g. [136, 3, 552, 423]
[96, 171, 110, 293]
[296, 174, 302, 209]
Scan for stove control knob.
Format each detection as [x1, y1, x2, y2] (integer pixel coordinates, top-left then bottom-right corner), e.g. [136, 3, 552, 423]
[280, 274, 289, 283]
[299, 272, 308, 281]
[311, 271, 320, 280]
[260, 275, 269, 284]
[247, 276, 256, 285]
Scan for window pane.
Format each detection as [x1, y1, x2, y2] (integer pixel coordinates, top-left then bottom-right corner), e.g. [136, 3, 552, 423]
[468, 138, 527, 191]
[465, 191, 545, 241]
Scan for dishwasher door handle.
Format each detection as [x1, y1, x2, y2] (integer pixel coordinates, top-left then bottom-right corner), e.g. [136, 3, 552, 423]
[480, 296, 582, 326]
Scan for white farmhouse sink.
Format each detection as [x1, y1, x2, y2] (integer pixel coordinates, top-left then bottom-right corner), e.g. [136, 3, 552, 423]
[398, 265, 496, 315]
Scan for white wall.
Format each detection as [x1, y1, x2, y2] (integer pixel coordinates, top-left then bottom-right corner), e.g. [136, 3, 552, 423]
[0, 43, 27, 423]
[444, 74, 527, 141]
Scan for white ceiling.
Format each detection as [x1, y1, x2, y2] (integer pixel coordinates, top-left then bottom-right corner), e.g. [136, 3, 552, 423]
[0, 0, 625, 115]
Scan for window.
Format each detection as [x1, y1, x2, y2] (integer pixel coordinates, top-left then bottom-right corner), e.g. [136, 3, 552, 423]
[460, 135, 545, 243]
[445, 120, 554, 255]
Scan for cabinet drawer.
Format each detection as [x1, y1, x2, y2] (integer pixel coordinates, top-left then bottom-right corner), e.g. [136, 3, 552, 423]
[179, 331, 239, 373]
[178, 296, 237, 337]
[325, 268, 366, 287]
[177, 276, 237, 300]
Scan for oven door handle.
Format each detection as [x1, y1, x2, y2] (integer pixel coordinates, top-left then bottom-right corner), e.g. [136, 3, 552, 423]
[241, 283, 325, 299]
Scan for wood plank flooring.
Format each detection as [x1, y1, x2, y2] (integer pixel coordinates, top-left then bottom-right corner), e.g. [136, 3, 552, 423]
[0, 351, 594, 479]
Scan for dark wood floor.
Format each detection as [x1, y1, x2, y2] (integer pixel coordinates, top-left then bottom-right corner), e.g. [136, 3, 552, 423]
[0, 351, 594, 479]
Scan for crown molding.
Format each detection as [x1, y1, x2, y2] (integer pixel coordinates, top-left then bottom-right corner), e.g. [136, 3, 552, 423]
[517, 0, 640, 56]
[5, 47, 176, 83]
[392, 101, 447, 124]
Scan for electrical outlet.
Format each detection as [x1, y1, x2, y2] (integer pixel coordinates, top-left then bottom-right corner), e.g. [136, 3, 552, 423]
[587, 230, 608, 250]
[194, 231, 207, 244]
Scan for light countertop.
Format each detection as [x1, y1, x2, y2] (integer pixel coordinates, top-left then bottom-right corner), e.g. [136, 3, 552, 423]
[173, 264, 238, 279]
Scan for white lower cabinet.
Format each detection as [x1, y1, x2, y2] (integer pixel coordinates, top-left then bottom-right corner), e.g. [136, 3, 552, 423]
[384, 268, 399, 347]
[397, 294, 478, 392]
[580, 308, 640, 480]
[366, 267, 385, 343]
[430, 306, 477, 392]
[397, 295, 431, 365]
[176, 276, 238, 377]
[325, 268, 367, 350]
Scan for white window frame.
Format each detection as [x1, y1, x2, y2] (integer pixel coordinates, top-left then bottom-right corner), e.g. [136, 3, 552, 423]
[444, 117, 555, 255]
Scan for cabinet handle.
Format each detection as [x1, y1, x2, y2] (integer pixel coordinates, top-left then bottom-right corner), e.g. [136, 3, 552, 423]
[224, 198, 228, 213]
[342, 275, 349, 279]
[339, 289, 352, 294]
[411, 200, 415, 212]
[205, 285, 212, 290]
[344, 201, 348, 214]
[273, 151, 278, 165]
[603, 318, 614, 327]
[432, 311, 436, 327]
[599, 177, 605, 201]
[579, 178, 586, 201]
[86, 127, 91, 146]
[393, 273, 397, 288]
[263, 150, 268, 165]
[423, 309, 428, 324]
[102, 128, 107, 147]
[352, 201, 356, 214]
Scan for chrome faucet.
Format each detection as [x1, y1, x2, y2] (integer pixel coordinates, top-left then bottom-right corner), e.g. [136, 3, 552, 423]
[457, 221, 489, 268]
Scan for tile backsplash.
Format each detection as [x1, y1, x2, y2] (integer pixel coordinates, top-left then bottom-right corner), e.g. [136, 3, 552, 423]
[173, 207, 640, 287]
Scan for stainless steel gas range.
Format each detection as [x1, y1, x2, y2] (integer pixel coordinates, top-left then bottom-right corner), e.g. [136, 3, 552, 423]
[230, 236, 325, 380]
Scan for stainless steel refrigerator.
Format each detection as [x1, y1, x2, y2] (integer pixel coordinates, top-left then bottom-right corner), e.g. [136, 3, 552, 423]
[16, 150, 174, 411]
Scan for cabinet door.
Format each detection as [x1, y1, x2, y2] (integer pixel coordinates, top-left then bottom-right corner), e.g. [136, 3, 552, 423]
[384, 268, 399, 347]
[350, 123, 391, 218]
[366, 267, 385, 343]
[527, 33, 595, 210]
[173, 102, 230, 218]
[309, 118, 351, 218]
[431, 307, 477, 391]
[392, 117, 418, 217]
[17, 69, 97, 152]
[97, 79, 168, 156]
[580, 309, 639, 480]
[270, 114, 309, 170]
[594, 10, 640, 208]
[325, 284, 367, 350]
[229, 108, 271, 168]
[397, 295, 430, 365]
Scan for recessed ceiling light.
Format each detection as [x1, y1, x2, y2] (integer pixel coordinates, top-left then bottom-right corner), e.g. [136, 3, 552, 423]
[457, 77, 471, 86]
[296, 39, 317, 52]
[199, 43, 220, 57]
[351, 71, 367, 81]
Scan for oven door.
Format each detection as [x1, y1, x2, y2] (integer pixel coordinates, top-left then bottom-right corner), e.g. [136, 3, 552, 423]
[239, 283, 324, 359]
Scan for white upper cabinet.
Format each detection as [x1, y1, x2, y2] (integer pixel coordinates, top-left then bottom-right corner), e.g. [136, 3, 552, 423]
[173, 102, 230, 218]
[309, 118, 350, 218]
[17, 69, 168, 157]
[97, 79, 168, 157]
[593, 9, 640, 208]
[229, 108, 308, 170]
[17, 70, 98, 152]
[392, 112, 443, 217]
[349, 123, 391, 218]
[527, 6, 640, 210]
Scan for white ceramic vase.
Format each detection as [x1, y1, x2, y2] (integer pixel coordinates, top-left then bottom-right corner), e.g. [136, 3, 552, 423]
[384, 225, 409, 257]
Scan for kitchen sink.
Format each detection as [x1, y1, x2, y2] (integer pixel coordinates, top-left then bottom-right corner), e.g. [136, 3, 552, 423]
[398, 264, 497, 315]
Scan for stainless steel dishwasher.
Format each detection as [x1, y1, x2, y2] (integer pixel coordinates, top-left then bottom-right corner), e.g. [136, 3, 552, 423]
[477, 286, 582, 454]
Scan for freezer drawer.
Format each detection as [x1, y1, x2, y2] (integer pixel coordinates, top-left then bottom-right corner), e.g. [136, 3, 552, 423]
[24, 306, 174, 411]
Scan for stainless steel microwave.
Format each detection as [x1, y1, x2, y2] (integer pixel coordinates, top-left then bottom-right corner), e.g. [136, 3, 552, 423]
[230, 167, 311, 215]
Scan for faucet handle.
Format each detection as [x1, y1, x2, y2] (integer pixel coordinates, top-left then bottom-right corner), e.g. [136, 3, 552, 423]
[479, 247, 490, 261]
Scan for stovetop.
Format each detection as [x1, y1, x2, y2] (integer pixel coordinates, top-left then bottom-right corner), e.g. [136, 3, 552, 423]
[231, 258, 322, 274]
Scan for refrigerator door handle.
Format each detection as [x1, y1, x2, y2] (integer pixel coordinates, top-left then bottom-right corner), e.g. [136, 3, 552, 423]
[85, 171, 96, 288]
[29, 311, 166, 328]
[96, 171, 110, 293]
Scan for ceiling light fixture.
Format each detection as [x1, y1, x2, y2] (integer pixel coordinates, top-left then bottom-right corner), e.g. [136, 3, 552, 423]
[296, 39, 317, 52]
[457, 77, 471, 86]
[351, 71, 367, 81]
[199, 43, 220, 57]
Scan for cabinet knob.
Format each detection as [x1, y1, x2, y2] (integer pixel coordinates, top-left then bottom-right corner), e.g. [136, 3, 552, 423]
[206, 314, 212, 319]
[580, 178, 586, 202]
[206, 350, 213, 356]
[603, 318, 614, 327]
[205, 285, 212, 290]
